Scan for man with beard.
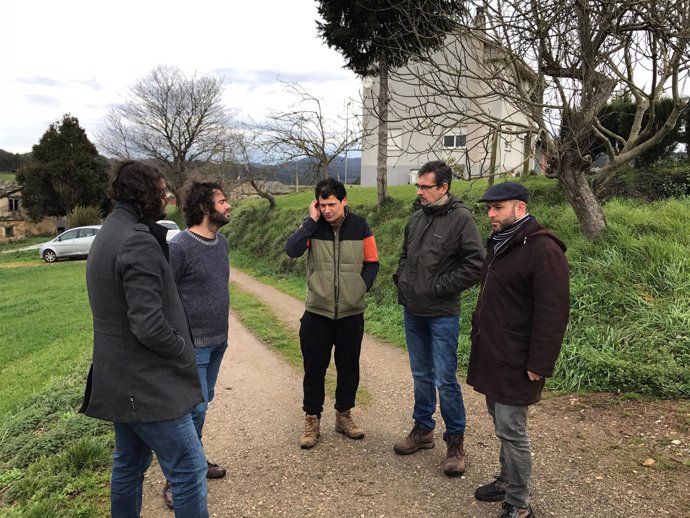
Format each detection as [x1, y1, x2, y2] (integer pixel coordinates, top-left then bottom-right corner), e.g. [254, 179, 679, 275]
[81, 160, 208, 517]
[469, 182, 569, 518]
[165, 180, 231, 508]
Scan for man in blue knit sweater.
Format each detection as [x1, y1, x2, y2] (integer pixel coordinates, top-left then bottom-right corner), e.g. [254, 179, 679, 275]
[166, 180, 231, 508]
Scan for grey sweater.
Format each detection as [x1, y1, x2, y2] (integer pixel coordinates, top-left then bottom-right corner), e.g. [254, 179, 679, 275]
[169, 229, 230, 347]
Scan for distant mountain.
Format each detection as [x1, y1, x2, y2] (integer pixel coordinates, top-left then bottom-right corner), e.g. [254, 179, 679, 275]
[275, 156, 361, 185]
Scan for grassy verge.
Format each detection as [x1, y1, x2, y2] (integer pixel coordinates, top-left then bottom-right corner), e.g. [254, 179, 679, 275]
[225, 178, 690, 398]
[229, 283, 371, 406]
[0, 261, 112, 517]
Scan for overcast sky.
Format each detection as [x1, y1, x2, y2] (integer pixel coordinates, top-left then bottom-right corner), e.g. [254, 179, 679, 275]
[2, 0, 360, 154]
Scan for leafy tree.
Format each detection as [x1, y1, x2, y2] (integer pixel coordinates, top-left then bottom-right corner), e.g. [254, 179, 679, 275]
[0, 150, 28, 172]
[16, 115, 108, 221]
[97, 65, 235, 200]
[316, 0, 463, 207]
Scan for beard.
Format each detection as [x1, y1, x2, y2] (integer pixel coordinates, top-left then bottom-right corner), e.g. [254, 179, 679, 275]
[209, 208, 229, 228]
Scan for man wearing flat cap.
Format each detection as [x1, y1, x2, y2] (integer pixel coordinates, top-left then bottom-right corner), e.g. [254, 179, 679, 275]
[468, 182, 570, 518]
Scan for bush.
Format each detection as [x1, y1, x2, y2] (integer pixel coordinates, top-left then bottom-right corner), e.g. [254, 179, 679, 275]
[67, 206, 102, 227]
[599, 159, 690, 201]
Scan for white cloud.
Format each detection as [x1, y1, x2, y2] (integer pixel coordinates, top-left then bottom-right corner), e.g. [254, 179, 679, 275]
[1, 0, 361, 153]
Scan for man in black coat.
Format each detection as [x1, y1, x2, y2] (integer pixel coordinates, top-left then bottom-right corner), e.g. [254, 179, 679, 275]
[80, 160, 208, 518]
[468, 182, 570, 518]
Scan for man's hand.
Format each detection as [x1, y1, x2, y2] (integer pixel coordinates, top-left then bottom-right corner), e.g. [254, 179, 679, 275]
[527, 371, 542, 381]
[309, 200, 321, 222]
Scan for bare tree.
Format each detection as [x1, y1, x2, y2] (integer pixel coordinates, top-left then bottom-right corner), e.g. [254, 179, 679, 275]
[377, 1, 690, 238]
[97, 65, 236, 199]
[262, 82, 361, 180]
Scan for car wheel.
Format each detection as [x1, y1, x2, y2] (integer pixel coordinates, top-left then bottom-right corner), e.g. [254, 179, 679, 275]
[43, 250, 58, 263]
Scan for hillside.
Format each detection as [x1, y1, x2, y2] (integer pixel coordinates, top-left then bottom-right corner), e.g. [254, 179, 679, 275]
[223, 177, 690, 398]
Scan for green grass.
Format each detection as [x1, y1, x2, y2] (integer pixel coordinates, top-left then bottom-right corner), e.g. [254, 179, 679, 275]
[0, 262, 112, 517]
[0, 262, 93, 415]
[225, 177, 690, 398]
[0, 172, 16, 182]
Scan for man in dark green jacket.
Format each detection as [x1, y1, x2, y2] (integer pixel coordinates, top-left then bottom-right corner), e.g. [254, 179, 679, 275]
[393, 160, 485, 477]
[285, 178, 380, 449]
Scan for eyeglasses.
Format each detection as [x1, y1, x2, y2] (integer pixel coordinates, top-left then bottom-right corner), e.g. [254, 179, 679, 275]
[414, 183, 439, 191]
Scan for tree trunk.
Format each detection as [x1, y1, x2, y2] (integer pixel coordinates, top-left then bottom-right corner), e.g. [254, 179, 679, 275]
[559, 167, 606, 239]
[376, 61, 389, 208]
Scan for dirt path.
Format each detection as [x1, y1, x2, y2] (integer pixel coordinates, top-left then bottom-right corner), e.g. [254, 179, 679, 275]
[141, 271, 688, 517]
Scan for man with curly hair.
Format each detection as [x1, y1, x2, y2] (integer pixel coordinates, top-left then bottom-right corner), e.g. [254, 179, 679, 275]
[165, 180, 231, 507]
[81, 160, 208, 517]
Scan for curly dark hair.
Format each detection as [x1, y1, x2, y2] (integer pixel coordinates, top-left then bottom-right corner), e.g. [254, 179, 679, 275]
[315, 177, 346, 201]
[108, 160, 166, 221]
[181, 180, 224, 227]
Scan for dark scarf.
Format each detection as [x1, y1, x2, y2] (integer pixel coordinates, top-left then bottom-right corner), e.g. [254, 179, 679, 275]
[490, 214, 534, 255]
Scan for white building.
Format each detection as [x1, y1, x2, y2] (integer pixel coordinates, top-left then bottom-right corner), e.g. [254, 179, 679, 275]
[360, 28, 540, 187]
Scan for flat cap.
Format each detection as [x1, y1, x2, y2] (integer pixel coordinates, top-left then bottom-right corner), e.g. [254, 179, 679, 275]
[479, 182, 529, 203]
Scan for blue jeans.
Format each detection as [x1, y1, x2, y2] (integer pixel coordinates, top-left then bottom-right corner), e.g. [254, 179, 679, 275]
[111, 414, 208, 518]
[404, 311, 466, 439]
[191, 342, 228, 442]
[486, 398, 531, 508]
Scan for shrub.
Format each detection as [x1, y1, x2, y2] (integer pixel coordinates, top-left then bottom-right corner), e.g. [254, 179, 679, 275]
[67, 206, 101, 227]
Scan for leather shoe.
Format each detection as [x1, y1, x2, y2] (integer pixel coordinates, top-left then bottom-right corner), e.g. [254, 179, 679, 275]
[206, 460, 226, 479]
[162, 480, 173, 509]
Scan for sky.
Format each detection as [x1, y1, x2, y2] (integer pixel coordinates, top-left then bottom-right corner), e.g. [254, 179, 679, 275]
[2, 0, 361, 154]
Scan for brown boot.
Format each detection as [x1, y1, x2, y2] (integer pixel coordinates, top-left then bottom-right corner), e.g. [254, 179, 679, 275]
[335, 409, 365, 439]
[299, 414, 320, 449]
[162, 480, 174, 509]
[393, 423, 435, 454]
[443, 434, 466, 476]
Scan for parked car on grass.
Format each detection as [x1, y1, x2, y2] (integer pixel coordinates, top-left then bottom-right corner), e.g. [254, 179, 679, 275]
[157, 220, 181, 242]
[39, 225, 102, 263]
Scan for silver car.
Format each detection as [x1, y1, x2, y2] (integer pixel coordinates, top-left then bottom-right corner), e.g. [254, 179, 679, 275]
[157, 220, 181, 242]
[39, 225, 102, 263]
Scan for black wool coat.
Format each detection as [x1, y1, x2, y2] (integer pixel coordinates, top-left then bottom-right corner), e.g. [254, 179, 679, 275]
[467, 219, 570, 406]
[80, 203, 202, 423]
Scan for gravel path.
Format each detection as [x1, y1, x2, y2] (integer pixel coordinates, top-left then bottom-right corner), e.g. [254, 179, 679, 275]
[140, 270, 688, 518]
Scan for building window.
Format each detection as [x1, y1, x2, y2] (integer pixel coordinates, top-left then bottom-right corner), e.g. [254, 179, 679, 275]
[5, 226, 14, 237]
[8, 197, 21, 211]
[443, 134, 466, 148]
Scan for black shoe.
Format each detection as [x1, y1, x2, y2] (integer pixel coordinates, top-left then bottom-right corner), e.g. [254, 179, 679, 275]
[162, 480, 174, 509]
[499, 502, 534, 518]
[475, 476, 507, 502]
[206, 460, 226, 479]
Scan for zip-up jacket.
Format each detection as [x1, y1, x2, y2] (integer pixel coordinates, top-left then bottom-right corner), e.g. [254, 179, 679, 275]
[394, 194, 485, 317]
[285, 210, 379, 320]
[467, 219, 570, 406]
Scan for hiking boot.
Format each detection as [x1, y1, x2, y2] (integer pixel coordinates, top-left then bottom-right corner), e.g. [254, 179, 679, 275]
[393, 423, 435, 454]
[475, 476, 507, 502]
[299, 414, 320, 449]
[335, 409, 365, 439]
[442, 434, 465, 476]
[206, 460, 226, 479]
[498, 502, 534, 518]
[162, 480, 174, 509]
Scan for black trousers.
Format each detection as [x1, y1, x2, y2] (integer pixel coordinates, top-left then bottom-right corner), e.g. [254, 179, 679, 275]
[299, 310, 364, 416]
